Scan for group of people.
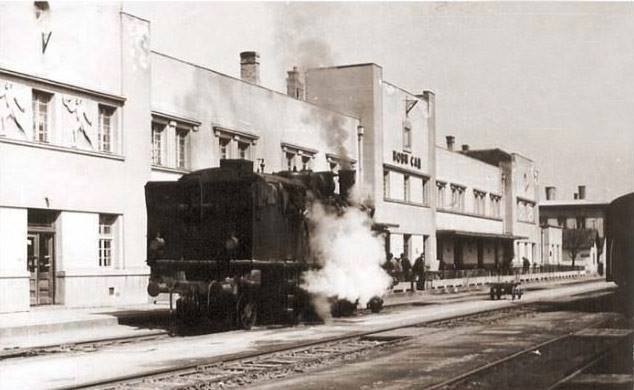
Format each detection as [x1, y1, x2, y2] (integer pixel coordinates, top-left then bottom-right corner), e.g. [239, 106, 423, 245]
[383, 252, 427, 290]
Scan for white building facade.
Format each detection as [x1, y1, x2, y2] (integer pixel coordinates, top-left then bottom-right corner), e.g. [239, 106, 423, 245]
[0, 4, 359, 313]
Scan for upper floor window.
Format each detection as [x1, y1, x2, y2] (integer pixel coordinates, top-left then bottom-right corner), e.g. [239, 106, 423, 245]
[437, 181, 446, 209]
[98, 214, 118, 267]
[450, 184, 465, 211]
[151, 122, 165, 165]
[176, 127, 190, 169]
[473, 190, 487, 216]
[403, 120, 412, 151]
[403, 175, 410, 202]
[238, 140, 250, 160]
[489, 194, 502, 218]
[219, 137, 230, 160]
[282, 143, 316, 172]
[151, 114, 197, 169]
[383, 170, 390, 199]
[98, 105, 116, 153]
[214, 126, 258, 165]
[517, 199, 536, 223]
[32, 90, 52, 143]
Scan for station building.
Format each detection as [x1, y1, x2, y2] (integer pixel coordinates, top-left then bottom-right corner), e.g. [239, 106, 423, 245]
[0, 3, 358, 313]
[460, 149, 542, 268]
[435, 139, 512, 271]
[305, 64, 437, 267]
[0, 3, 545, 313]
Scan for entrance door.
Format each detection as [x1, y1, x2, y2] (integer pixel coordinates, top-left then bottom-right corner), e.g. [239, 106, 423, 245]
[27, 232, 55, 305]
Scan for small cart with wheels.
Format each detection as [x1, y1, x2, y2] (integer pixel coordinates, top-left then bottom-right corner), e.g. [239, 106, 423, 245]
[489, 278, 523, 300]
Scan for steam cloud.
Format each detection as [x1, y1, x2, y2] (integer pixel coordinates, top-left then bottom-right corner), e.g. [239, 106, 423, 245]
[301, 197, 392, 313]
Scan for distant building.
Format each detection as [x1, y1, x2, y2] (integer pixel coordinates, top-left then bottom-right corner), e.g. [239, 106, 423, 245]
[540, 224, 563, 266]
[461, 149, 542, 268]
[435, 140, 515, 271]
[539, 186, 607, 272]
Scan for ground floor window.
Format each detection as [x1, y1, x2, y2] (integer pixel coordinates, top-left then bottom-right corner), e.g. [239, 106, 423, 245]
[99, 214, 118, 267]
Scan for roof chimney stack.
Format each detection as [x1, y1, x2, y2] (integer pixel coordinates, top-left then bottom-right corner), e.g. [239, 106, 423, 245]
[545, 186, 557, 200]
[446, 136, 455, 151]
[286, 66, 304, 100]
[461, 144, 470, 152]
[578, 185, 586, 200]
[240, 51, 260, 84]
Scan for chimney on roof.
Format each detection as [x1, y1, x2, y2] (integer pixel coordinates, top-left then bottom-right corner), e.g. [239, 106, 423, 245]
[461, 144, 470, 152]
[578, 185, 586, 200]
[446, 136, 455, 151]
[545, 186, 557, 201]
[240, 51, 260, 84]
[286, 66, 304, 100]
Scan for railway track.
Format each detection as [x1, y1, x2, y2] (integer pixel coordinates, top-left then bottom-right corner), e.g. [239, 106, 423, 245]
[75, 305, 540, 390]
[426, 319, 632, 390]
[0, 331, 170, 361]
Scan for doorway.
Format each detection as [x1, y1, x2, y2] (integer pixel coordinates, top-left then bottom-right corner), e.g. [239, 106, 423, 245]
[27, 209, 57, 306]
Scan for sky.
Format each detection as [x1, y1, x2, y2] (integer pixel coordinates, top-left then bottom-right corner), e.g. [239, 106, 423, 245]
[125, 1, 634, 202]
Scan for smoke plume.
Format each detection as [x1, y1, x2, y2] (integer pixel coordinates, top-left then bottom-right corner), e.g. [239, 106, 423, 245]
[301, 197, 392, 309]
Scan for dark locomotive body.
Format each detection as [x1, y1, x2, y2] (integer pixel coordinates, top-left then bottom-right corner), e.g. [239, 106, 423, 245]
[605, 192, 634, 314]
[145, 159, 361, 328]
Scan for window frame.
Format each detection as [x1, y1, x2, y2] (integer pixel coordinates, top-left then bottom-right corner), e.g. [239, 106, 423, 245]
[98, 214, 118, 267]
[402, 120, 412, 151]
[98, 104, 116, 153]
[151, 121, 165, 166]
[175, 126, 190, 169]
[32, 89, 53, 143]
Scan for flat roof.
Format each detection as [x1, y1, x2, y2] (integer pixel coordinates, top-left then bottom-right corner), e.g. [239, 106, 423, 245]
[539, 200, 609, 208]
[437, 230, 528, 240]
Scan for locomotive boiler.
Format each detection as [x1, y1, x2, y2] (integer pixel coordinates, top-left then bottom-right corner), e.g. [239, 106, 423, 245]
[145, 159, 373, 328]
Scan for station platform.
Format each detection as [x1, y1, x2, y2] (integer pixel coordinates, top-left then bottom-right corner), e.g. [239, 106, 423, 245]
[0, 274, 602, 351]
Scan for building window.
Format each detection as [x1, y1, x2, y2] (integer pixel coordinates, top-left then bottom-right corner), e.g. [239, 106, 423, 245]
[151, 122, 165, 165]
[98, 105, 115, 153]
[403, 121, 412, 151]
[473, 190, 486, 215]
[450, 184, 465, 211]
[404, 175, 410, 202]
[98, 214, 117, 267]
[437, 182, 446, 209]
[238, 140, 250, 160]
[517, 199, 536, 223]
[301, 156, 311, 171]
[383, 170, 390, 199]
[422, 177, 429, 206]
[489, 194, 501, 218]
[176, 127, 189, 169]
[219, 137, 230, 160]
[32, 90, 52, 143]
[282, 144, 316, 172]
[286, 152, 296, 171]
[214, 127, 258, 165]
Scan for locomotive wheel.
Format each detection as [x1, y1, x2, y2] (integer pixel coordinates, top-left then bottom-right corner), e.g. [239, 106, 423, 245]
[236, 293, 257, 330]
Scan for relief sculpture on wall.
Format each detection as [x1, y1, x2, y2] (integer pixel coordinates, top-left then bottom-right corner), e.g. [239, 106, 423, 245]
[0, 81, 27, 138]
[62, 97, 94, 148]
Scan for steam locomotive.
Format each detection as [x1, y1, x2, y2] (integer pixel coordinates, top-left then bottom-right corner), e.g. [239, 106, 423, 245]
[145, 159, 383, 328]
[605, 192, 634, 315]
